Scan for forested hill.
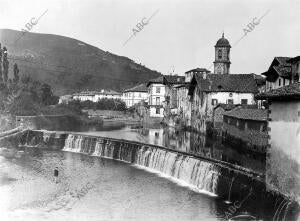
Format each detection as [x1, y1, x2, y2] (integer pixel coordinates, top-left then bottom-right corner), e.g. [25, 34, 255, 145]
[0, 29, 161, 95]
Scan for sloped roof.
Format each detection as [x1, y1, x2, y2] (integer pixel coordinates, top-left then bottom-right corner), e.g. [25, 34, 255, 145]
[273, 65, 292, 78]
[124, 83, 148, 93]
[252, 74, 266, 86]
[189, 73, 258, 94]
[164, 75, 185, 84]
[224, 107, 268, 121]
[214, 103, 237, 111]
[262, 57, 292, 81]
[287, 56, 300, 63]
[255, 82, 300, 100]
[276, 57, 292, 66]
[147, 76, 165, 86]
[185, 68, 211, 74]
[147, 75, 185, 86]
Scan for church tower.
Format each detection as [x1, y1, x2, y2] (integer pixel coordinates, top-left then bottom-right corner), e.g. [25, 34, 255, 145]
[214, 33, 231, 74]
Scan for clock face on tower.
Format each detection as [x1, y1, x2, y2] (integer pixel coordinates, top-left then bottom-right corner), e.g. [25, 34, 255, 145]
[216, 64, 222, 74]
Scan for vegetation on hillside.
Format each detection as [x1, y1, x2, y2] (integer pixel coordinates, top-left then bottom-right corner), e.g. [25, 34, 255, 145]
[0, 29, 161, 95]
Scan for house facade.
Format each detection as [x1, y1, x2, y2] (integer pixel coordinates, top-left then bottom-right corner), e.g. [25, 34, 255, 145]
[262, 57, 298, 92]
[256, 82, 300, 202]
[73, 89, 122, 102]
[188, 73, 258, 134]
[163, 75, 185, 126]
[147, 76, 166, 118]
[175, 68, 211, 129]
[122, 84, 148, 108]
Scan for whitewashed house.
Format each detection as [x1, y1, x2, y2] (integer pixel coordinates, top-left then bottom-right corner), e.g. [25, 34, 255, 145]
[147, 76, 166, 118]
[122, 84, 148, 108]
[72, 89, 122, 102]
[256, 81, 300, 203]
[188, 73, 258, 133]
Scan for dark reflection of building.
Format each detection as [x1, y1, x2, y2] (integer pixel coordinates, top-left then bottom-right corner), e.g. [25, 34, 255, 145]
[137, 126, 265, 174]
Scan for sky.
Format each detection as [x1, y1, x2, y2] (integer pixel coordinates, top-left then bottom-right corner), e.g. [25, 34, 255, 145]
[0, 0, 299, 75]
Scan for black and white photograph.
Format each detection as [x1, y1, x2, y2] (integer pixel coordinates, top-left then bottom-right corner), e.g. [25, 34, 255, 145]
[0, 0, 299, 220]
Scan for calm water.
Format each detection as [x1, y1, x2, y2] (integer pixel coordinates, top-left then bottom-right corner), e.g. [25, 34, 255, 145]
[82, 123, 265, 174]
[0, 149, 230, 221]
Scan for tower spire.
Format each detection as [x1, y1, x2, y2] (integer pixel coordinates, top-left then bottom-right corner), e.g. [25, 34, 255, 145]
[222, 31, 224, 38]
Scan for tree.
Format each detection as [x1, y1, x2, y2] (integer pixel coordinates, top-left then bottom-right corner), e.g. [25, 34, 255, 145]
[13, 63, 19, 84]
[0, 44, 3, 84]
[41, 83, 58, 105]
[2, 46, 9, 84]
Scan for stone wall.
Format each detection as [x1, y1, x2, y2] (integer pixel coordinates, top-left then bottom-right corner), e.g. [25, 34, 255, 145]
[222, 118, 268, 153]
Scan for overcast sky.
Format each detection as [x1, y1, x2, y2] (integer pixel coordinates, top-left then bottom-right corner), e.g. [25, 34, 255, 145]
[0, 0, 299, 75]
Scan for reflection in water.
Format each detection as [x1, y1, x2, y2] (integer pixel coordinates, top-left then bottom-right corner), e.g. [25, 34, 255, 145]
[0, 150, 224, 221]
[83, 123, 265, 174]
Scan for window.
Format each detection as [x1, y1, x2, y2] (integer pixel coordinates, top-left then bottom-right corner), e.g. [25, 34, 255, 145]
[283, 79, 286, 86]
[156, 97, 160, 105]
[279, 79, 281, 86]
[156, 87, 160, 93]
[211, 99, 218, 106]
[227, 99, 234, 105]
[241, 99, 248, 105]
[156, 108, 160, 114]
[218, 49, 222, 59]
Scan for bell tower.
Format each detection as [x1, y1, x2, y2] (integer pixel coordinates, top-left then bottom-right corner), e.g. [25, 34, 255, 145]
[214, 33, 231, 74]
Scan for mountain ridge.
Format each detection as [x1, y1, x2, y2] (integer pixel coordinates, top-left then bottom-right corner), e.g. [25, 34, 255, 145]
[0, 29, 161, 95]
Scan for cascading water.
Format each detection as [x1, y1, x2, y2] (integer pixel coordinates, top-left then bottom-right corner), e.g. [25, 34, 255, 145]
[63, 134, 220, 195]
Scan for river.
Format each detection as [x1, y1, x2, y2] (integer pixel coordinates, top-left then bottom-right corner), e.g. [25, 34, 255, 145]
[0, 122, 298, 221]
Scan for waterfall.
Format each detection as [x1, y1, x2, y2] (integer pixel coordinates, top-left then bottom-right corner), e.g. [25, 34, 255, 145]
[63, 134, 220, 195]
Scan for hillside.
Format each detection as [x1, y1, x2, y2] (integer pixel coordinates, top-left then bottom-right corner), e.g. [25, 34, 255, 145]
[0, 29, 161, 95]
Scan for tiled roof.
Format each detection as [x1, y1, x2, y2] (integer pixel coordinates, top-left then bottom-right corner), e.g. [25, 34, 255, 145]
[287, 56, 300, 63]
[224, 107, 268, 121]
[273, 65, 292, 78]
[214, 103, 237, 111]
[124, 83, 148, 93]
[252, 74, 266, 86]
[147, 75, 185, 86]
[147, 76, 165, 86]
[190, 73, 258, 94]
[262, 57, 293, 81]
[185, 68, 211, 74]
[255, 82, 300, 100]
[276, 57, 292, 66]
[174, 82, 190, 89]
[164, 75, 185, 84]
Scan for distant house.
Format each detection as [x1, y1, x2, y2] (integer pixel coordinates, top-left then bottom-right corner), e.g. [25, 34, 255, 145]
[163, 75, 185, 126]
[185, 68, 211, 83]
[122, 84, 148, 108]
[147, 76, 166, 118]
[256, 82, 300, 201]
[261, 57, 297, 92]
[72, 89, 122, 102]
[58, 95, 72, 104]
[188, 73, 258, 133]
[222, 107, 268, 153]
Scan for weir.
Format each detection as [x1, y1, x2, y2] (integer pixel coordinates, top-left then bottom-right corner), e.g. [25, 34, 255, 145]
[14, 130, 300, 220]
